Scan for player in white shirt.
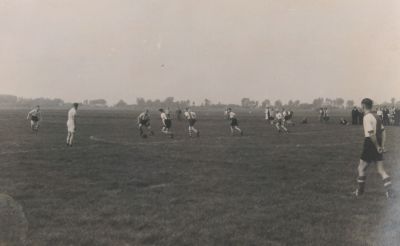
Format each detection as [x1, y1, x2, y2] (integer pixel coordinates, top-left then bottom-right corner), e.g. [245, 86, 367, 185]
[265, 107, 274, 124]
[227, 108, 243, 136]
[26, 105, 42, 134]
[159, 108, 174, 138]
[354, 98, 394, 199]
[66, 103, 79, 147]
[184, 108, 200, 137]
[274, 110, 288, 133]
[137, 110, 154, 138]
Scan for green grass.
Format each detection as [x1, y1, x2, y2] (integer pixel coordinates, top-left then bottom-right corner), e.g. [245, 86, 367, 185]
[0, 109, 399, 245]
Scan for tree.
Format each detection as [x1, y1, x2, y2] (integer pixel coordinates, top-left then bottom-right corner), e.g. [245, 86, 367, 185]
[163, 97, 174, 106]
[114, 100, 128, 108]
[261, 99, 270, 108]
[346, 100, 354, 108]
[204, 98, 211, 107]
[274, 100, 283, 108]
[241, 98, 251, 108]
[391, 97, 396, 105]
[136, 98, 146, 107]
[89, 99, 107, 106]
[0, 95, 18, 104]
[325, 98, 333, 106]
[334, 98, 345, 108]
[312, 98, 324, 108]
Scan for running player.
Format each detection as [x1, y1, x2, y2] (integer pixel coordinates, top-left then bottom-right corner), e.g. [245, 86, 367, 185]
[66, 103, 79, 147]
[275, 110, 288, 133]
[26, 105, 42, 134]
[184, 108, 200, 137]
[137, 110, 154, 138]
[227, 108, 243, 136]
[353, 98, 394, 199]
[159, 108, 174, 138]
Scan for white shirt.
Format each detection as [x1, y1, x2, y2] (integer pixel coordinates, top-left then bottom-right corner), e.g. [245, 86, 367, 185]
[160, 112, 168, 120]
[228, 112, 236, 119]
[363, 113, 384, 137]
[377, 110, 383, 116]
[138, 112, 150, 121]
[276, 112, 283, 120]
[67, 108, 77, 124]
[28, 109, 41, 119]
[184, 111, 196, 120]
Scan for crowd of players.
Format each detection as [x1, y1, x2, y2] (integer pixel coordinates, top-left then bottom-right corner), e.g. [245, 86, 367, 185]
[25, 99, 397, 199]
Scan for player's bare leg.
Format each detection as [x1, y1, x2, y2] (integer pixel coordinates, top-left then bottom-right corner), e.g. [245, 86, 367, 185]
[147, 126, 154, 135]
[189, 126, 199, 137]
[354, 160, 369, 196]
[275, 123, 282, 132]
[235, 126, 243, 136]
[161, 127, 173, 138]
[281, 124, 289, 133]
[376, 161, 394, 198]
[66, 132, 74, 146]
[139, 124, 144, 136]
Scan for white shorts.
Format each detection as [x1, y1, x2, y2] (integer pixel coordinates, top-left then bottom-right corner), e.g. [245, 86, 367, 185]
[67, 121, 75, 133]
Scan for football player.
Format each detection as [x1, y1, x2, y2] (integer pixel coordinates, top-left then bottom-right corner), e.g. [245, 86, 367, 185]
[137, 110, 154, 138]
[184, 108, 200, 137]
[66, 103, 79, 147]
[26, 105, 42, 134]
[159, 108, 174, 138]
[353, 98, 394, 199]
[227, 108, 243, 136]
[275, 110, 288, 133]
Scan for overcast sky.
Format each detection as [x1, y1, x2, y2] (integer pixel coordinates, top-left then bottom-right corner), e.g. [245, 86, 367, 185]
[1, 0, 399, 105]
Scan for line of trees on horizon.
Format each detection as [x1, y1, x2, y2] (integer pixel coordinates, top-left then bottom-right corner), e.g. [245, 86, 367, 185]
[0, 94, 399, 110]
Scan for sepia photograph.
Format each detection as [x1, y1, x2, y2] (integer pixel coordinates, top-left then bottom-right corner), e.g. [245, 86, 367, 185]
[1, 0, 399, 245]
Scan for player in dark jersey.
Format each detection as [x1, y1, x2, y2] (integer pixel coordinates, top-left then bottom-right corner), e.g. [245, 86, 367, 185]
[137, 110, 154, 138]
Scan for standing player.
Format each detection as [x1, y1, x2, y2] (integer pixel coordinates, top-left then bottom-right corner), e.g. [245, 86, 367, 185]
[159, 108, 174, 138]
[184, 108, 200, 137]
[274, 110, 288, 133]
[26, 105, 42, 134]
[353, 98, 394, 199]
[265, 107, 273, 124]
[226, 108, 243, 136]
[66, 103, 79, 147]
[137, 110, 154, 138]
[319, 108, 324, 123]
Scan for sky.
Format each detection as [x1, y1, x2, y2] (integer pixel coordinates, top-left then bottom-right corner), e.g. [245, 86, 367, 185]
[1, 0, 399, 105]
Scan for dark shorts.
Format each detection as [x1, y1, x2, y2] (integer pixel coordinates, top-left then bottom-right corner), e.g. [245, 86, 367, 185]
[164, 119, 172, 128]
[230, 118, 238, 127]
[139, 120, 150, 127]
[188, 119, 196, 126]
[361, 137, 383, 162]
[31, 116, 39, 122]
[276, 119, 283, 126]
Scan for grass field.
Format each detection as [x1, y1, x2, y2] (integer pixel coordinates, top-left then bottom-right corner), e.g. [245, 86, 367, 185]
[0, 109, 399, 245]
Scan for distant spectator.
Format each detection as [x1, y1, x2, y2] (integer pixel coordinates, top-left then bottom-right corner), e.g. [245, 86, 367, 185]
[383, 107, 390, 126]
[358, 109, 364, 125]
[351, 107, 359, 125]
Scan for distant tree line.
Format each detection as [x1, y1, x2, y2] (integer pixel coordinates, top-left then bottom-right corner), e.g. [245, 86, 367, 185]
[0, 94, 399, 110]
